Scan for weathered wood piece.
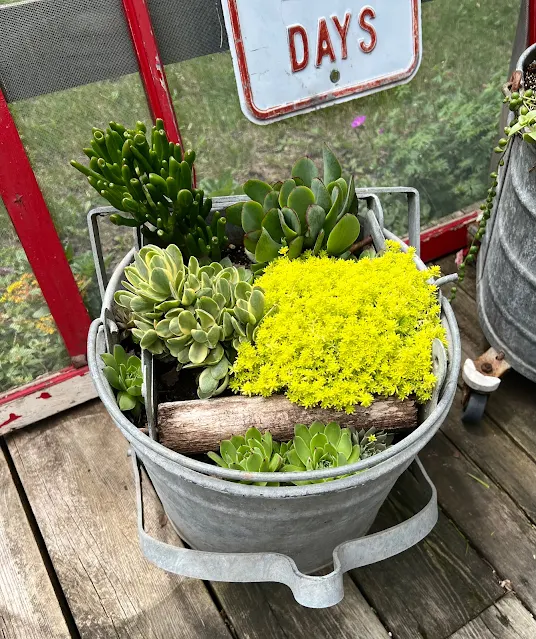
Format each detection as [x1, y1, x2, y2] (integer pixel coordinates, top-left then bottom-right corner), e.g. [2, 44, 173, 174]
[0, 446, 70, 639]
[0, 368, 98, 435]
[449, 593, 536, 639]
[211, 577, 390, 639]
[6, 400, 231, 639]
[353, 469, 503, 639]
[421, 432, 536, 615]
[157, 395, 417, 453]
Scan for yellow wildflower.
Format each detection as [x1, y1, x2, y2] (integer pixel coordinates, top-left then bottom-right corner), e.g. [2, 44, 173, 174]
[278, 246, 289, 256]
[231, 242, 446, 412]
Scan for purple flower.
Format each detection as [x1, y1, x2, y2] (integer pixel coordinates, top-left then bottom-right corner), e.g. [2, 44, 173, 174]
[378, 128, 384, 134]
[351, 115, 366, 128]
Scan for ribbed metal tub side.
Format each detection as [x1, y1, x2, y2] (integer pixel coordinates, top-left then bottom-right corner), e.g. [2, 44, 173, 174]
[478, 43, 536, 382]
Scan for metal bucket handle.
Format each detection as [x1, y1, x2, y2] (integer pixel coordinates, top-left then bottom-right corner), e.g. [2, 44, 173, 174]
[132, 451, 437, 609]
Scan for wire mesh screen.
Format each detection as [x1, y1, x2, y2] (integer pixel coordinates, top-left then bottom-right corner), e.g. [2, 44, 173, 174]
[0, 0, 227, 102]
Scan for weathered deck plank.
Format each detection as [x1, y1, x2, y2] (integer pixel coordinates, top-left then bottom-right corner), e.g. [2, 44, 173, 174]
[212, 577, 389, 639]
[434, 257, 536, 523]
[448, 593, 536, 639]
[0, 445, 70, 639]
[352, 470, 503, 639]
[5, 402, 231, 639]
[441, 387, 536, 524]
[421, 432, 536, 614]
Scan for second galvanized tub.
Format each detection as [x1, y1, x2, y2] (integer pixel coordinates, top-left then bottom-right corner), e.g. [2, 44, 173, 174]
[87, 189, 460, 608]
[478, 43, 536, 382]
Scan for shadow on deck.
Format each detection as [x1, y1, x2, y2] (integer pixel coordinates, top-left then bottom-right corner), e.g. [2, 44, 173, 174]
[1, 254, 536, 639]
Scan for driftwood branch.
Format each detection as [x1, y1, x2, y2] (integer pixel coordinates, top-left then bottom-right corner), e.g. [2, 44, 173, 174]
[157, 395, 417, 454]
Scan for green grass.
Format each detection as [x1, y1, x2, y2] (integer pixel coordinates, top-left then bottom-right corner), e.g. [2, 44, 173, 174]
[0, 0, 520, 389]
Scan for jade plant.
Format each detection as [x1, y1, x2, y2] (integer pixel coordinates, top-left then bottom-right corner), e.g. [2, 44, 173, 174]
[452, 86, 536, 299]
[208, 427, 291, 486]
[114, 244, 270, 399]
[226, 146, 360, 271]
[71, 119, 227, 260]
[101, 345, 144, 417]
[281, 422, 360, 484]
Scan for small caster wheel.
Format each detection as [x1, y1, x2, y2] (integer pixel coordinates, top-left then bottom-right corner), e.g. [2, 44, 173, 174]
[462, 392, 488, 424]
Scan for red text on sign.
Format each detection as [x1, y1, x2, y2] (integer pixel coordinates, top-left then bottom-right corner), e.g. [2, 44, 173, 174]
[358, 7, 377, 53]
[288, 25, 309, 73]
[287, 7, 378, 73]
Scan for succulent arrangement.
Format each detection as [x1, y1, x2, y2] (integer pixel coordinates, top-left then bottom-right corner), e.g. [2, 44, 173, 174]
[72, 119, 227, 260]
[353, 427, 394, 459]
[225, 146, 360, 271]
[114, 244, 270, 399]
[100, 345, 144, 417]
[207, 423, 392, 485]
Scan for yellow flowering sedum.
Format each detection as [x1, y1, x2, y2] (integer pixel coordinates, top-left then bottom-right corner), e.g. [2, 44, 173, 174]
[230, 242, 446, 412]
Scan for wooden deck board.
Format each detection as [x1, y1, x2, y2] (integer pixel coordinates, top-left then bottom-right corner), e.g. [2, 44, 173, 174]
[448, 593, 536, 638]
[5, 402, 231, 639]
[352, 470, 503, 639]
[421, 432, 536, 615]
[0, 445, 70, 639]
[212, 578, 389, 639]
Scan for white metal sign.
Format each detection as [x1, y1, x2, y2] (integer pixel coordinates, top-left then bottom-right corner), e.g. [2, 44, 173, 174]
[221, 0, 421, 125]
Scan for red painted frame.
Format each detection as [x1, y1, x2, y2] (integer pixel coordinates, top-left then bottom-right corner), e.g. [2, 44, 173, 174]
[121, 0, 182, 146]
[0, 90, 91, 359]
[530, 0, 536, 46]
[224, 0, 420, 120]
[0, 366, 88, 408]
[416, 210, 479, 263]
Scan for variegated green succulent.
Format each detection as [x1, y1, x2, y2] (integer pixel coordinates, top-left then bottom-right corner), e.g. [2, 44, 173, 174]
[281, 422, 360, 484]
[208, 427, 291, 486]
[114, 244, 270, 399]
[101, 345, 144, 417]
[352, 427, 393, 459]
[226, 146, 360, 272]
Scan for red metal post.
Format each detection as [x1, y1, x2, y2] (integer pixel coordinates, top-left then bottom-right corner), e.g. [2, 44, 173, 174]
[121, 0, 184, 149]
[530, 0, 536, 46]
[0, 91, 91, 360]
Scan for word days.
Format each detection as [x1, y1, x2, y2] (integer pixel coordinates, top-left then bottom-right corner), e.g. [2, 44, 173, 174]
[287, 8, 377, 73]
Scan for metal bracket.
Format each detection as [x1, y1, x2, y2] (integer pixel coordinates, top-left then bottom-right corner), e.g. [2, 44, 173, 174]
[355, 186, 420, 255]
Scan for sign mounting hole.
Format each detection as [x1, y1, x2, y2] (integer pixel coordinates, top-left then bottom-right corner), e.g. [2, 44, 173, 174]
[330, 69, 341, 83]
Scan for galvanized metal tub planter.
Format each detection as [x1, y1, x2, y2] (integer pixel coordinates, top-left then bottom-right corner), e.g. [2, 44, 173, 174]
[478, 42, 536, 383]
[87, 189, 460, 609]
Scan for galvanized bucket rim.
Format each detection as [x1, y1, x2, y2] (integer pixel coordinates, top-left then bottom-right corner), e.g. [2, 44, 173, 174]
[88, 232, 460, 489]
